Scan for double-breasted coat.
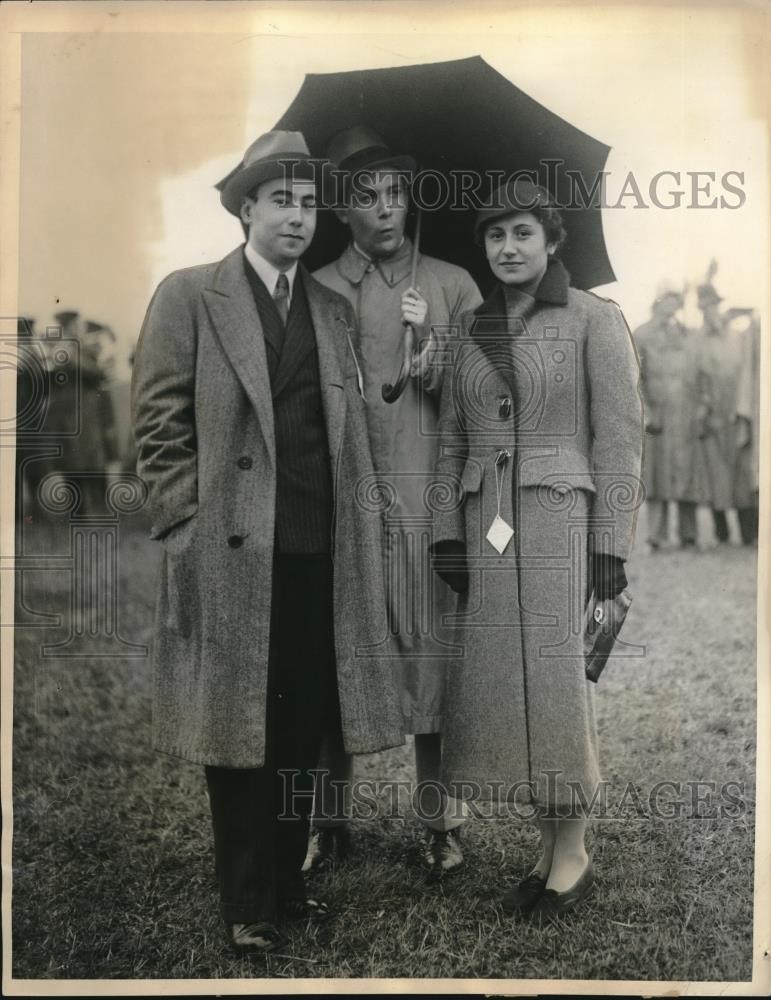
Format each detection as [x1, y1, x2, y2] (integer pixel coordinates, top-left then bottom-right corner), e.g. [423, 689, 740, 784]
[314, 239, 482, 733]
[131, 246, 405, 768]
[433, 260, 644, 809]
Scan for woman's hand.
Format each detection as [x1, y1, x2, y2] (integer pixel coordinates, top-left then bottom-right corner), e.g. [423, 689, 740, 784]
[430, 540, 468, 595]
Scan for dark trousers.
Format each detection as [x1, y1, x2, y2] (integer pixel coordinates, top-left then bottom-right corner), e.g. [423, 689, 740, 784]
[738, 506, 759, 545]
[678, 501, 697, 545]
[712, 509, 730, 543]
[205, 553, 339, 924]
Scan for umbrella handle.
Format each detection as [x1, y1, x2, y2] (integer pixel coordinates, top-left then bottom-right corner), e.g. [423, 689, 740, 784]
[381, 322, 415, 403]
[382, 208, 422, 403]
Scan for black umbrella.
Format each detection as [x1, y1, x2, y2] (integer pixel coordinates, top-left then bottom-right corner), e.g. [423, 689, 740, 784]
[274, 55, 615, 291]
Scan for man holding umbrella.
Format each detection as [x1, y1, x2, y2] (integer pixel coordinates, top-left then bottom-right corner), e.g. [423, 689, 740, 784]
[132, 130, 404, 953]
[307, 127, 482, 876]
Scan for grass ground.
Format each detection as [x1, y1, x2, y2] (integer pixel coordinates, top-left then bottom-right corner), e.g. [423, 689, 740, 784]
[10, 505, 757, 982]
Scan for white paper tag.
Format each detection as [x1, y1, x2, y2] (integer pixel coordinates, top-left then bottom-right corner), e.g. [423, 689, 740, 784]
[486, 514, 514, 554]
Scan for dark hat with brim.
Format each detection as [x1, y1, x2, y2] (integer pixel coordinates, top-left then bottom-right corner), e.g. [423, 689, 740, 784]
[54, 310, 79, 326]
[216, 131, 320, 217]
[325, 126, 416, 205]
[474, 177, 554, 242]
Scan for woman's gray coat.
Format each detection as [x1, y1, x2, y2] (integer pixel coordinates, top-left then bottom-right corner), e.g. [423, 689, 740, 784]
[432, 260, 644, 809]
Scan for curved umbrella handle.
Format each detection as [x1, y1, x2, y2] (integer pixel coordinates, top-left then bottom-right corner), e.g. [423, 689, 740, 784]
[381, 322, 415, 403]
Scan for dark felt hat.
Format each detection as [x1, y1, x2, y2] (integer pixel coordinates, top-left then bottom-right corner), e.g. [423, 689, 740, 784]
[326, 126, 417, 178]
[216, 131, 319, 217]
[474, 178, 554, 242]
[54, 310, 79, 326]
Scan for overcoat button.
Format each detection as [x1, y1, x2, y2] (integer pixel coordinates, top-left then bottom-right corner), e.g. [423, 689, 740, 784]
[227, 535, 243, 548]
[499, 397, 512, 418]
[237, 456, 253, 469]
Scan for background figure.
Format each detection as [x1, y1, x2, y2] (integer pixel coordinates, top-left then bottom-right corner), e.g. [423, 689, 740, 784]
[633, 283, 703, 548]
[14, 317, 39, 524]
[40, 311, 118, 515]
[692, 281, 743, 546]
[309, 127, 482, 875]
[730, 309, 761, 544]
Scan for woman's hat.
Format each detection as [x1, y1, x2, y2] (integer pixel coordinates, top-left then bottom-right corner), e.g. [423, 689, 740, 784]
[216, 131, 319, 217]
[474, 177, 554, 242]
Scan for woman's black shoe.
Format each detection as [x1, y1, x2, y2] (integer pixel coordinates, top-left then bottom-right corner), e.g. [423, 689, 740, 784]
[501, 872, 547, 917]
[528, 862, 594, 926]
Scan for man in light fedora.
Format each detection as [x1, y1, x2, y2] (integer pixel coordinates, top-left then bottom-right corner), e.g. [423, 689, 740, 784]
[132, 130, 403, 954]
[306, 126, 482, 877]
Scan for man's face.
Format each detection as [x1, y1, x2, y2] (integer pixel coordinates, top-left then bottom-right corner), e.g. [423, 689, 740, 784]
[656, 293, 683, 321]
[338, 170, 409, 259]
[241, 177, 317, 269]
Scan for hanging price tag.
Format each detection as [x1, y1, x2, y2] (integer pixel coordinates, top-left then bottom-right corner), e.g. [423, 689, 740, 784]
[486, 449, 514, 554]
[487, 514, 514, 554]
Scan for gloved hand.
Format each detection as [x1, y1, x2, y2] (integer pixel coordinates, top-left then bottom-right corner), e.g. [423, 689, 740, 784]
[589, 552, 628, 601]
[430, 540, 468, 595]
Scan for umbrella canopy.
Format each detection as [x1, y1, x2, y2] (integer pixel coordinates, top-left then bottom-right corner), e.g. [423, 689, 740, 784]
[274, 56, 615, 292]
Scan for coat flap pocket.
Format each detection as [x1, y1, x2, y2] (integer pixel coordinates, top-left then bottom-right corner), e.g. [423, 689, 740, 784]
[461, 459, 484, 495]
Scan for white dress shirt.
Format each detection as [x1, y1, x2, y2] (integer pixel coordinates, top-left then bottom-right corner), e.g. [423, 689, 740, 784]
[244, 242, 298, 306]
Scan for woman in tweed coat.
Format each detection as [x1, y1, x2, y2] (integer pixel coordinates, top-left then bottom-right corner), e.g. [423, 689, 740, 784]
[431, 179, 643, 924]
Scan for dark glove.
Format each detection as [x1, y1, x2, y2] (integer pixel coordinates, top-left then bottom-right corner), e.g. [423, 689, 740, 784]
[589, 552, 628, 601]
[430, 540, 468, 596]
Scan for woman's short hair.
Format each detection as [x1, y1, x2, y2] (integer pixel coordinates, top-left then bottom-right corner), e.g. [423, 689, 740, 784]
[474, 178, 567, 252]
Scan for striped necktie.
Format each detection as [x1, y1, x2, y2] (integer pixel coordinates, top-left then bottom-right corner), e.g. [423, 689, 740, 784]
[273, 272, 290, 325]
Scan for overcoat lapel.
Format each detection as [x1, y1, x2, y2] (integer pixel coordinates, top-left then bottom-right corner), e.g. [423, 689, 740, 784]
[304, 267, 348, 474]
[202, 247, 276, 467]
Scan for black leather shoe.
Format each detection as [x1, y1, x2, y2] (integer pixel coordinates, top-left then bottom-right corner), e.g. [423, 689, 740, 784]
[528, 862, 594, 927]
[228, 921, 286, 954]
[501, 872, 547, 917]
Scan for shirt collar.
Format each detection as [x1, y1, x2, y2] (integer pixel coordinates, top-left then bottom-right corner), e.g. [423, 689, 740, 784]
[244, 242, 298, 300]
[337, 237, 413, 287]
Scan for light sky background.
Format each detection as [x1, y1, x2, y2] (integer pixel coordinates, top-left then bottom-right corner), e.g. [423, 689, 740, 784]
[15, 2, 769, 381]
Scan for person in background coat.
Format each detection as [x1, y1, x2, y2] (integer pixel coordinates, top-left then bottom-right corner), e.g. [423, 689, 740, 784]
[633, 283, 703, 548]
[693, 280, 743, 546]
[431, 179, 643, 924]
[132, 131, 403, 954]
[308, 127, 482, 876]
[729, 308, 761, 545]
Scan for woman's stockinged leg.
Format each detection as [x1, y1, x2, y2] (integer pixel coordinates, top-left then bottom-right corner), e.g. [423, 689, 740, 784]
[544, 816, 590, 891]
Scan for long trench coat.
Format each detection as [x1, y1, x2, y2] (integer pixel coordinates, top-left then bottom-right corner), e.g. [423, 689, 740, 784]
[633, 316, 706, 503]
[131, 247, 405, 768]
[314, 239, 482, 733]
[692, 320, 744, 511]
[433, 259, 644, 809]
[734, 317, 761, 507]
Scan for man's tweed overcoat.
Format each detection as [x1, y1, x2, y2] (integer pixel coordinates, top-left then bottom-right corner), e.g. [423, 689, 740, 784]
[432, 259, 644, 808]
[132, 246, 404, 768]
